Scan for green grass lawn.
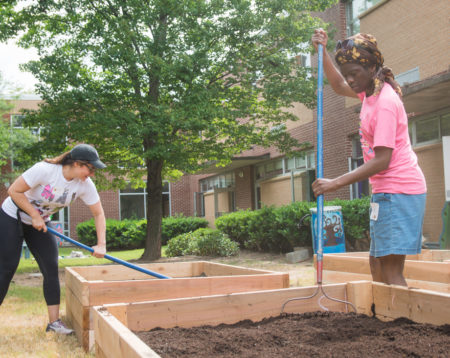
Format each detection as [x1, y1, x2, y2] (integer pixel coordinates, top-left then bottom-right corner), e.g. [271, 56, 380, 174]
[16, 246, 167, 274]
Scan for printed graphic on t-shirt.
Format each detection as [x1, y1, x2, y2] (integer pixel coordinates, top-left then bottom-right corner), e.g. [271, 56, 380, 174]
[31, 184, 76, 220]
[41, 184, 55, 201]
[359, 124, 374, 161]
[55, 188, 69, 204]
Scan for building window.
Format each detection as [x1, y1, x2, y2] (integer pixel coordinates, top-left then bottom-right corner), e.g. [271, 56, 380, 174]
[349, 135, 369, 199]
[199, 172, 235, 192]
[256, 186, 262, 210]
[345, 0, 382, 36]
[255, 152, 315, 181]
[409, 112, 450, 147]
[194, 192, 205, 217]
[396, 67, 420, 86]
[119, 181, 170, 220]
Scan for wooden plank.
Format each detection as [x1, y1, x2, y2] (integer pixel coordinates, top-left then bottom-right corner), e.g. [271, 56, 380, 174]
[372, 283, 450, 325]
[87, 274, 289, 306]
[323, 270, 372, 283]
[416, 250, 432, 261]
[203, 261, 274, 276]
[324, 252, 426, 259]
[324, 270, 450, 293]
[93, 307, 160, 358]
[345, 281, 373, 316]
[65, 267, 89, 306]
[68, 307, 90, 351]
[324, 252, 369, 257]
[68, 263, 182, 281]
[123, 284, 353, 331]
[430, 250, 450, 261]
[64, 289, 79, 340]
[322, 255, 450, 284]
[403, 261, 450, 283]
[65, 288, 90, 330]
[65, 287, 93, 351]
[68, 261, 273, 281]
[322, 255, 372, 274]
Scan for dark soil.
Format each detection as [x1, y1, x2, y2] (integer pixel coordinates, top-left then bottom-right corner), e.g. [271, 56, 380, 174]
[136, 311, 450, 358]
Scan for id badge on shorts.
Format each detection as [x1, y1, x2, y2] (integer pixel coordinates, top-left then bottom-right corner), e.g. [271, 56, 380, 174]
[370, 202, 379, 221]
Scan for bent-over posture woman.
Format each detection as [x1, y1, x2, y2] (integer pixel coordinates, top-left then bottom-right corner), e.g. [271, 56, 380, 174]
[0, 144, 107, 334]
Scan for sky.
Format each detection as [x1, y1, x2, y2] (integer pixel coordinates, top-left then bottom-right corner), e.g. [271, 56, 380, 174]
[0, 39, 39, 93]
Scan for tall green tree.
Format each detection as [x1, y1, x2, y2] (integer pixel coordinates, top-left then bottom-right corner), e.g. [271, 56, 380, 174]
[1, 0, 336, 260]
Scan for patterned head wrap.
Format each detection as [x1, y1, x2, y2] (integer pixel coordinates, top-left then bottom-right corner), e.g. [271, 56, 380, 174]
[334, 33, 402, 97]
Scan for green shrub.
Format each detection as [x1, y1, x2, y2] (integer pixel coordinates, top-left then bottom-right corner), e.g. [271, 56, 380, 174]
[166, 228, 239, 257]
[215, 209, 253, 246]
[165, 231, 193, 257]
[161, 215, 209, 245]
[215, 198, 370, 253]
[76, 218, 146, 250]
[76, 215, 208, 250]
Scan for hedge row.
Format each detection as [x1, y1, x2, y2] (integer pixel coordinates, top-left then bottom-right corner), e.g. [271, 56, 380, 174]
[215, 197, 370, 253]
[75, 198, 370, 254]
[76, 215, 208, 250]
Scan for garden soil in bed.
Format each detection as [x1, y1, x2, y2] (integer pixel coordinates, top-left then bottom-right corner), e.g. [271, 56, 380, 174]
[136, 311, 450, 358]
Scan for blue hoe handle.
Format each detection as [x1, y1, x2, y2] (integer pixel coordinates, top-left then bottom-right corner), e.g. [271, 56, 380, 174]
[47, 226, 171, 279]
[316, 44, 324, 284]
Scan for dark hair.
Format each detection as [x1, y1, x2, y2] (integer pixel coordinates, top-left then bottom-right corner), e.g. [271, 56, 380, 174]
[44, 151, 76, 166]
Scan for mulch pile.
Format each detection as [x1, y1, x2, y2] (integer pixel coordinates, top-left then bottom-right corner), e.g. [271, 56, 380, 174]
[136, 311, 450, 357]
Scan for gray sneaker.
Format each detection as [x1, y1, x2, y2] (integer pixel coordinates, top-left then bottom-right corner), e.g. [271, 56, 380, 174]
[46, 319, 74, 335]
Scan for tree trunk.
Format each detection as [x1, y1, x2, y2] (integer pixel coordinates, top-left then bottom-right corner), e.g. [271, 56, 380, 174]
[141, 159, 164, 260]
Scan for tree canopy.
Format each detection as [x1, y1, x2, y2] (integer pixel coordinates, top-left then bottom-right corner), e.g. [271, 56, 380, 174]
[1, 0, 336, 259]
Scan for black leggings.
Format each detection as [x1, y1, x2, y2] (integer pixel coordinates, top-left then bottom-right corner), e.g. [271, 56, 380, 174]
[0, 208, 60, 306]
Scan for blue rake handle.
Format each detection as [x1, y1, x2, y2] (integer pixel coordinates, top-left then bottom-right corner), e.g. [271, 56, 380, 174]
[47, 226, 171, 279]
[316, 44, 324, 284]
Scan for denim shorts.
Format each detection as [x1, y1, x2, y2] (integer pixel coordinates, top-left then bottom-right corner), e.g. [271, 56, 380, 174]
[369, 193, 426, 258]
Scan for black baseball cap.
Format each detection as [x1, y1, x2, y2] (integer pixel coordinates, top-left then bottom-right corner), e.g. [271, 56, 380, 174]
[70, 144, 107, 169]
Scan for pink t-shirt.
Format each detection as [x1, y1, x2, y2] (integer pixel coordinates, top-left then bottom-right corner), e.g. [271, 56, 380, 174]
[357, 83, 426, 194]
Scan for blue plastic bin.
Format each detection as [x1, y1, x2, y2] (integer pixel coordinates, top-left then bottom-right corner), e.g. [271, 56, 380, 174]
[310, 205, 346, 254]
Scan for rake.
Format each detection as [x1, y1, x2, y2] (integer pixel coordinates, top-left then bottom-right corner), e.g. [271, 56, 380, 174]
[47, 226, 171, 279]
[281, 44, 356, 314]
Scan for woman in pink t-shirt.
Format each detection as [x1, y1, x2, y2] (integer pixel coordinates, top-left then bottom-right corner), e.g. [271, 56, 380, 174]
[311, 29, 426, 286]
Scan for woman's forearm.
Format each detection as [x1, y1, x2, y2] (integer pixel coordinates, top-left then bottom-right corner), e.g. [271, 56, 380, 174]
[93, 213, 106, 245]
[335, 149, 392, 189]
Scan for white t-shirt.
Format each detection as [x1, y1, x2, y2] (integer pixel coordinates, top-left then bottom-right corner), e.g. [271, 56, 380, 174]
[2, 162, 100, 225]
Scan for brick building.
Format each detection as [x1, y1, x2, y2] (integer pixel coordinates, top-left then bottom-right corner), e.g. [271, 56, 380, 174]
[1, 0, 449, 243]
[171, 0, 450, 243]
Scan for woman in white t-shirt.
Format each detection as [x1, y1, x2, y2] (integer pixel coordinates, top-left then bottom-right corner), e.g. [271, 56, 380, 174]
[0, 144, 107, 334]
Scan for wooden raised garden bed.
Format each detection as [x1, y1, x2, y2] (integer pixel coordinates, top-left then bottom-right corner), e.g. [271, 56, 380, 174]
[317, 249, 450, 293]
[65, 261, 289, 351]
[92, 281, 450, 358]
